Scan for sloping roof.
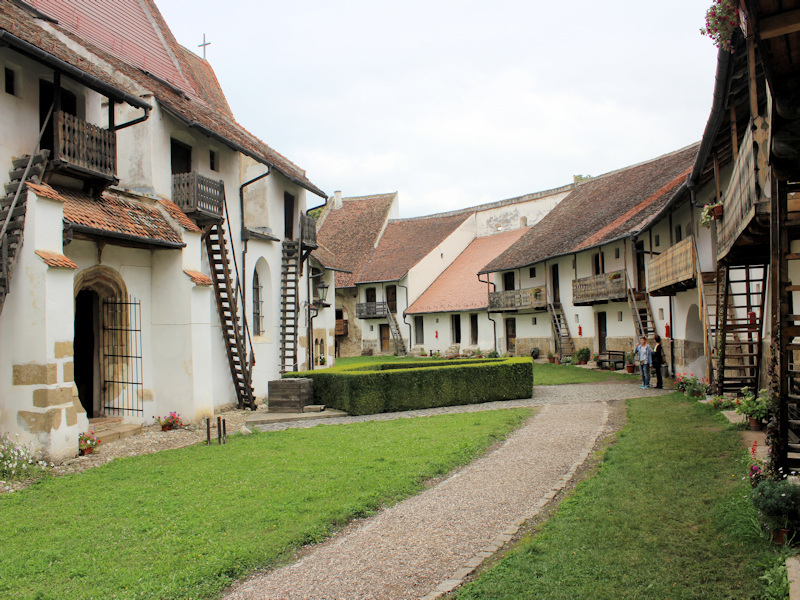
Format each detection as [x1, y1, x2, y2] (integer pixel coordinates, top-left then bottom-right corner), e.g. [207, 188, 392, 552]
[179, 46, 234, 119]
[34, 249, 77, 269]
[0, 0, 325, 197]
[407, 228, 530, 315]
[357, 212, 473, 284]
[316, 193, 396, 288]
[481, 144, 699, 273]
[28, 183, 184, 246]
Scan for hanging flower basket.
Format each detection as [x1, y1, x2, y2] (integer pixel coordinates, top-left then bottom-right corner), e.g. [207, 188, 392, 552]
[712, 204, 724, 219]
[700, 0, 740, 53]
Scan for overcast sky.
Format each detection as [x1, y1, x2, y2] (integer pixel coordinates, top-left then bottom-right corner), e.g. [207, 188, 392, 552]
[155, 0, 720, 218]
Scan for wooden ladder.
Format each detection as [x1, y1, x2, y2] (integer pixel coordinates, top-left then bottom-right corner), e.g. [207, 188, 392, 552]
[0, 150, 49, 315]
[205, 222, 255, 409]
[386, 310, 407, 355]
[547, 300, 573, 359]
[625, 273, 656, 341]
[715, 264, 767, 394]
[279, 240, 301, 373]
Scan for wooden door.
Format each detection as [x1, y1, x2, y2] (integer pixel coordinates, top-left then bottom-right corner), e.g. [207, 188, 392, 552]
[636, 242, 646, 291]
[170, 138, 192, 174]
[284, 192, 295, 240]
[551, 264, 560, 303]
[597, 311, 607, 354]
[386, 285, 397, 313]
[505, 318, 516, 354]
[380, 324, 390, 352]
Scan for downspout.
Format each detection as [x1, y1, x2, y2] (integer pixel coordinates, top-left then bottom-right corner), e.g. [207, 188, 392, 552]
[478, 273, 498, 353]
[669, 294, 675, 378]
[397, 281, 413, 350]
[238, 167, 271, 314]
[305, 195, 329, 368]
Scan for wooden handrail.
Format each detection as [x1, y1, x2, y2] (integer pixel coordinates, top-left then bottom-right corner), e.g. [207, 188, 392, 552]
[54, 111, 116, 176]
[572, 270, 627, 304]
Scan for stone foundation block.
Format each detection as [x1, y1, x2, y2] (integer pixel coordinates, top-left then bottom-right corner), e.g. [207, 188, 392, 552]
[33, 386, 74, 408]
[13, 363, 58, 386]
[18, 409, 62, 433]
[54, 341, 74, 358]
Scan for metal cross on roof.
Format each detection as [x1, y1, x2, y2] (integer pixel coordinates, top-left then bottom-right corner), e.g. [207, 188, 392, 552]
[198, 33, 211, 59]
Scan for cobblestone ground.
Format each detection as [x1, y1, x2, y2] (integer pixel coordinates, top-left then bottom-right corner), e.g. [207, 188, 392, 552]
[225, 382, 668, 600]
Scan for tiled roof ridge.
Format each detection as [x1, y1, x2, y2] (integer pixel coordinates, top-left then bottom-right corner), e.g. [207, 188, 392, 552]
[178, 45, 234, 118]
[575, 141, 700, 186]
[388, 209, 476, 224]
[342, 192, 397, 202]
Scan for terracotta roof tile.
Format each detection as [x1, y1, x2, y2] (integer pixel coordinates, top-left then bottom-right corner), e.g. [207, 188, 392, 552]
[0, 0, 325, 198]
[183, 269, 212, 285]
[157, 197, 201, 232]
[179, 46, 233, 119]
[316, 193, 396, 288]
[34, 249, 77, 269]
[481, 144, 699, 273]
[310, 241, 351, 273]
[357, 212, 473, 284]
[54, 187, 184, 245]
[407, 228, 530, 314]
[25, 182, 63, 201]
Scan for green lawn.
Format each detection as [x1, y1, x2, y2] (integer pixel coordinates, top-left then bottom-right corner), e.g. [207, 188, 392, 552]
[0, 409, 530, 600]
[333, 355, 639, 386]
[452, 394, 782, 600]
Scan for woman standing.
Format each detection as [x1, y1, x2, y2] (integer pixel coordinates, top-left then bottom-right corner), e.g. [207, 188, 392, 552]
[652, 334, 664, 389]
[634, 336, 652, 389]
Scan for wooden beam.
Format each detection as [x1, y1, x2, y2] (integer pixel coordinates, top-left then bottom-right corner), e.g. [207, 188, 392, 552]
[730, 103, 739, 161]
[760, 9, 800, 40]
[713, 152, 722, 203]
[747, 35, 758, 119]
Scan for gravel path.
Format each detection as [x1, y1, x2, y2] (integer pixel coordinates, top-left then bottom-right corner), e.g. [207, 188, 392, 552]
[225, 383, 667, 600]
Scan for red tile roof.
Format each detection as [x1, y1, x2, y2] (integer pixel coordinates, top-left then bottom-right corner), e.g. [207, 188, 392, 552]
[34, 249, 77, 269]
[316, 193, 396, 288]
[310, 241, 351, 273]
[28, 184, 185, 246]
[184, 270, 212, 285]
[407, 228, 530, 314]
[357, 212, 473, 284]
[179, 46, 233, 119]
[1, 0, 325, 197]
[157, 198, 201, 232]
[480, 144, 699, 273]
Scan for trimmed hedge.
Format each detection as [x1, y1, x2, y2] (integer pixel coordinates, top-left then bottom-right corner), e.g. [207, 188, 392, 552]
[283, 357, 533, 415]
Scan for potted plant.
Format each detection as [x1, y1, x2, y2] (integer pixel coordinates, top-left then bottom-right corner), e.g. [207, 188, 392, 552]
[625, 351, 636, 374]
[750, 479, 800, 544]
[79, 431, 100, 456]
[735, 387, 769, 430]
[154, 411, 183, 431]
[547, 350, 555, 364]
[574, 347, 590, 365]
[700, 202, 723, 228]
[700, 0, 740, 53]
[533, 287, 542, 300]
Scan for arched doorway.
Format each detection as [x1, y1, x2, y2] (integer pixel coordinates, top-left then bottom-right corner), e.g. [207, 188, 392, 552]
[74, 289, 99, 416]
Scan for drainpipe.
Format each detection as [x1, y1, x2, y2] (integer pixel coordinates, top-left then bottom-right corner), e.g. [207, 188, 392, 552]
[238, 168, 271, 312]
[478, 273, 498, 353]
[669, 295, 676, 378]
[397, 281, 412, 349]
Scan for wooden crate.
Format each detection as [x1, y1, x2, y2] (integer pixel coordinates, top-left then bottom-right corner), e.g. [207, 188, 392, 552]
[268, 378, 314, 413]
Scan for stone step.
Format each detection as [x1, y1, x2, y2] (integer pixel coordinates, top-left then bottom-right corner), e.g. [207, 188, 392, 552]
[246, 408, 347, 426]
[87, 418, 144, 444]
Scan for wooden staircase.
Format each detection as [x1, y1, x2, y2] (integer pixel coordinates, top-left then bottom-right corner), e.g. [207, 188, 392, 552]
[547, 301, 573, 359]
[205, 222, 256, 409]
[0, 150, 49, 315]
[625, 275, 656, 341]
[386, 310, 407, 355]
[280, 240, 301, 373]
[714, 264, 767, 394]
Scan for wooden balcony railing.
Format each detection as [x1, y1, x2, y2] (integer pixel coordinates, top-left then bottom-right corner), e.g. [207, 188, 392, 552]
[172, 172, 224, 219]
[647, 236, 697, 296]
[300, 214, 317, 247]
[488, 287, 547, 311]
[335, 319, 348, 335]
[356, 301, 389, 319]
[53, 110, 116, 178]
[572, 270, 627, 305]
[718, 124, 759, 259]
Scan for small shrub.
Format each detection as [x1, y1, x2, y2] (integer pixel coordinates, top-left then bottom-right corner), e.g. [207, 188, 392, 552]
[736, 387, 769, 421]
[574, 347, 590, 363]
[675, 373, 709, 397]
[750, 479, 800, 530]
[0, 434, 49, 482]
[154, 412, 183, 429]
[78, 431, 100, 452]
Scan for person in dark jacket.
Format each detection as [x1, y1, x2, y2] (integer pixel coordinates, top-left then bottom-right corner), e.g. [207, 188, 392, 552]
[652, 334, 664, 389]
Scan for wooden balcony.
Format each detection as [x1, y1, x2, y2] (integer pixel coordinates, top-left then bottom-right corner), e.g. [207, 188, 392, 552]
[572, 270, 627, 306]
[488, 287, 547, 311]
[647, 236, 697, 296]
[50, 110, 116, 184]
[300, 214, 317, 248]
[335, 319, 348, 335]
[172, 172, 224, 220]
[356, 301, 389, 319]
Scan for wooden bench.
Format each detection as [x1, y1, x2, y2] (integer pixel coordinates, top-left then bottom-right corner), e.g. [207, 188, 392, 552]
[596, 351, 626, 371]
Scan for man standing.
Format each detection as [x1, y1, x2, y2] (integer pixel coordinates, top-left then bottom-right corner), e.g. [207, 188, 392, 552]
[635, 336, 652, 389]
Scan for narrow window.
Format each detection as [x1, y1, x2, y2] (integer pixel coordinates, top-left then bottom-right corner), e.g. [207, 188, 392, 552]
[415, 315, 424, 345]
[253, 270, 263, 336]
[618, 311, 623, 322]
[529, 267, 536, 278]
[451, 314, 462, 344]
[470, 313, 478, 345]
[209, 150, 218, 172]
[615, 247, 620, 259]
[170, 138, 192, 174]
[655, 234, 661, 247]
[365, 287, 376, 303]
[5, 67, 15, 96]
[675, 225, 682, 243]
[593, 253, 602, 275]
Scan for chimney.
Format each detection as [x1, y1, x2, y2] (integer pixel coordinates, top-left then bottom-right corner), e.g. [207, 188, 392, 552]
[332, 190, 342, 209]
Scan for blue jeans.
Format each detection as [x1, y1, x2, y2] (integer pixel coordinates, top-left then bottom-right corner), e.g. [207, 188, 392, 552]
[640, 364, 650, 387]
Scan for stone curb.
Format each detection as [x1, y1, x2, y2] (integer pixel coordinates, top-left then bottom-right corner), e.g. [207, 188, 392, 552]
[419, 402, 610, 600]
[788, 556, 800, 600]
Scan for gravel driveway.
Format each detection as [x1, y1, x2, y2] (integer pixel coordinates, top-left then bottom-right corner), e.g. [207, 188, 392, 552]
[225, 382, 666, 600]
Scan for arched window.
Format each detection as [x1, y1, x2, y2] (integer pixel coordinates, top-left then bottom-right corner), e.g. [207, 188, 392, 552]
[253, 270, 263, 336]
[252, 258, 272, 337]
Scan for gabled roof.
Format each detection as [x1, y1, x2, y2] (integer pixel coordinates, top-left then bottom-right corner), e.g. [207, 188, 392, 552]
[481, 144, 699, 273]
[406, 228, 530, 315]
[357, 212, 473, 284]
[316, 193, 396, 288]
[1, 0, 325, 197]
[179, 46, 234, 119]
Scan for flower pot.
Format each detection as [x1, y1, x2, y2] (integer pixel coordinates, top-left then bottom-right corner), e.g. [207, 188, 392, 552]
[161, 425, 172, 432]
[555, 358, 561, 365]
[580, 360, 587, 365]
[626, 364, 635, 374]
[712, 204, 723, 219]
[79, 447, 93, 456]
[548, 357, 555, 363]
[772, 528, 790, 545]
[748, 417, 763, 431]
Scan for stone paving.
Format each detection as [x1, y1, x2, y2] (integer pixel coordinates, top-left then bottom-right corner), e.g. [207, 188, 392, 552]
[226, 382, 668, 600]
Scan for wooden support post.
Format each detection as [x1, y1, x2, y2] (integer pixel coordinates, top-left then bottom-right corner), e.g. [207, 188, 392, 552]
[747, 35, 759, 119]
[217, 416, 222, 445]
[222, 418, 227, 444]
[206, 418, 211, 446]
[730, 103, 739, 160]
[771, 175, 789, 470]
[713, 152, 722, 203]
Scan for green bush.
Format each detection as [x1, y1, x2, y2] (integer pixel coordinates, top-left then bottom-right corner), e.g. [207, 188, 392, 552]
[284, 358, 533, 415]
